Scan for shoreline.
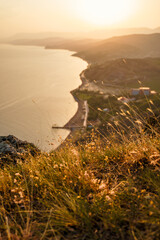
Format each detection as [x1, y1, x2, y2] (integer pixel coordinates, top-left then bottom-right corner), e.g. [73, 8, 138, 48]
[55, 69, 88, 151]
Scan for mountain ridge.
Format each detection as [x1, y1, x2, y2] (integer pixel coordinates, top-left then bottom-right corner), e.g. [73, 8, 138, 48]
[74, 33, 160, 63]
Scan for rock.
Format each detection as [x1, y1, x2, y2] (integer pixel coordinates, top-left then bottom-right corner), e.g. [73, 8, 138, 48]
[0, 142, 17, 154]
[0, 135, 40, 166]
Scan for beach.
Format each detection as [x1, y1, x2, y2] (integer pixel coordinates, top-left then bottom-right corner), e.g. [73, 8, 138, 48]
[54, 70, 88, 149]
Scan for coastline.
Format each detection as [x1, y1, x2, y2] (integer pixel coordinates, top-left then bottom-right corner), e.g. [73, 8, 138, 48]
[55, 69, 88, 151]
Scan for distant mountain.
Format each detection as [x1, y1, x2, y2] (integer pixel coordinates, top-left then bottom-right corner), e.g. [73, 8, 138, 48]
[8, 32, 160, 60]
[74, 33, 160, 63]
[2, 26, 160, 43]
[3, 31, 160, 70]
[2, 30, 160, 91]
[154, 27, 160, 32]
[45, 38, 99, 52]
[88, 27, 160, 39]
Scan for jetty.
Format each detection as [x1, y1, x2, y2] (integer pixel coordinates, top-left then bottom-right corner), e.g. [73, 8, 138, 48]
[52, 126, 83, 130]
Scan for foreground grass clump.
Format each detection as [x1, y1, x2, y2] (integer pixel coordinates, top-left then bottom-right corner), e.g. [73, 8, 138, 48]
[0, 132, 160, 239]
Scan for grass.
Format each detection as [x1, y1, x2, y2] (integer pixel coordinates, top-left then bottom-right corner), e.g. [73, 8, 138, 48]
[0, 126, 160, 239]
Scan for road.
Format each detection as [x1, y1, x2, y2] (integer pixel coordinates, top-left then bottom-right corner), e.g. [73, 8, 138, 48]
[83, 100, 89, 128]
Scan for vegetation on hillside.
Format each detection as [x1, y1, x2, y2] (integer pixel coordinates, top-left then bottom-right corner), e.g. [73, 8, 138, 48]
[74, 33, 160, 63]
[84, 58, 160, 91]
[73, 89, 160, 136]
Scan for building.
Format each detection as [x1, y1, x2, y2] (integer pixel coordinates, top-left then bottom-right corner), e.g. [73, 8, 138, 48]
[139, 87, 151, 96]
[131, 89, 140, 96]
[131, 87, 151, 96]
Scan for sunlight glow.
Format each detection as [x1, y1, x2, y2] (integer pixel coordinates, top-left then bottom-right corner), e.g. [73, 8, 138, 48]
[76, 0, 137, 26]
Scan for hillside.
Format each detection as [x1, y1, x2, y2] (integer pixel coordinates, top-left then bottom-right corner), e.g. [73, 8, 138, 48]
[84, 58, 160, 90]
[74, 33, 160, 63]
[45, 38, 98, 52]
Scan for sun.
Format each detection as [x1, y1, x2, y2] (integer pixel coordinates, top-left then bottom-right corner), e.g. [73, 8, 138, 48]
[76, 0, 136, 26]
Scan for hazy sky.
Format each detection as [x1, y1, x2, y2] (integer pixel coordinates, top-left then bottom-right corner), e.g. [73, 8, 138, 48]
[0, 0, 160, 38]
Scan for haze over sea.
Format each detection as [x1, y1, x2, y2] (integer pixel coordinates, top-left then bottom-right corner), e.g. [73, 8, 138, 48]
[0, 44, 87, 151]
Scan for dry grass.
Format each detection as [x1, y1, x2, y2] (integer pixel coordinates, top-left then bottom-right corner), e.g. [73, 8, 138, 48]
[0, 127, 160, 239]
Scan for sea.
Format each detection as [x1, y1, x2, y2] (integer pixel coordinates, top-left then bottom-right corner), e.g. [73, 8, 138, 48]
[0, 44, 87, 151]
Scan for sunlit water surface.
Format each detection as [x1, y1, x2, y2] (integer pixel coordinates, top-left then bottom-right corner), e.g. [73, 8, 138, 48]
[0, 44, 87, 151]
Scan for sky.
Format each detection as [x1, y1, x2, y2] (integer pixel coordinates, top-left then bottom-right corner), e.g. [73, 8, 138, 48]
[0, 0, 160, 38]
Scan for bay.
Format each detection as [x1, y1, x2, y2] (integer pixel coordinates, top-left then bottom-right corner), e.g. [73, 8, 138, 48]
[0, 44, 87, 151]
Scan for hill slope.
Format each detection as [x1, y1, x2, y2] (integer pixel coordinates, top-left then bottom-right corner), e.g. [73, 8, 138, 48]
[84, 58, 160, 89]
[75, 33, 160, 63]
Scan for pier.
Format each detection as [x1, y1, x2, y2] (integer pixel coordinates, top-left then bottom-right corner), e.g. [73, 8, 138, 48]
[52, 126, 84, 130]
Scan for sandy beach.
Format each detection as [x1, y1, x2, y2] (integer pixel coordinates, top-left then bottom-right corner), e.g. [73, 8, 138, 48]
[54, 70, 88, 150]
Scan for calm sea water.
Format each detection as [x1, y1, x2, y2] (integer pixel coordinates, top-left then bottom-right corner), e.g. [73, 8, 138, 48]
[0, 44, 87, 151]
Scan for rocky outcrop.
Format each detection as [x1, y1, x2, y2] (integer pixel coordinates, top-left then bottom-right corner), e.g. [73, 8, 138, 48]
[0, 135, 39, 165]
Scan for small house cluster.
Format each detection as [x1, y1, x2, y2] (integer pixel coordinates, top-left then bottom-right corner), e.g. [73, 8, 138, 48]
[117, 87, 157, 104]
